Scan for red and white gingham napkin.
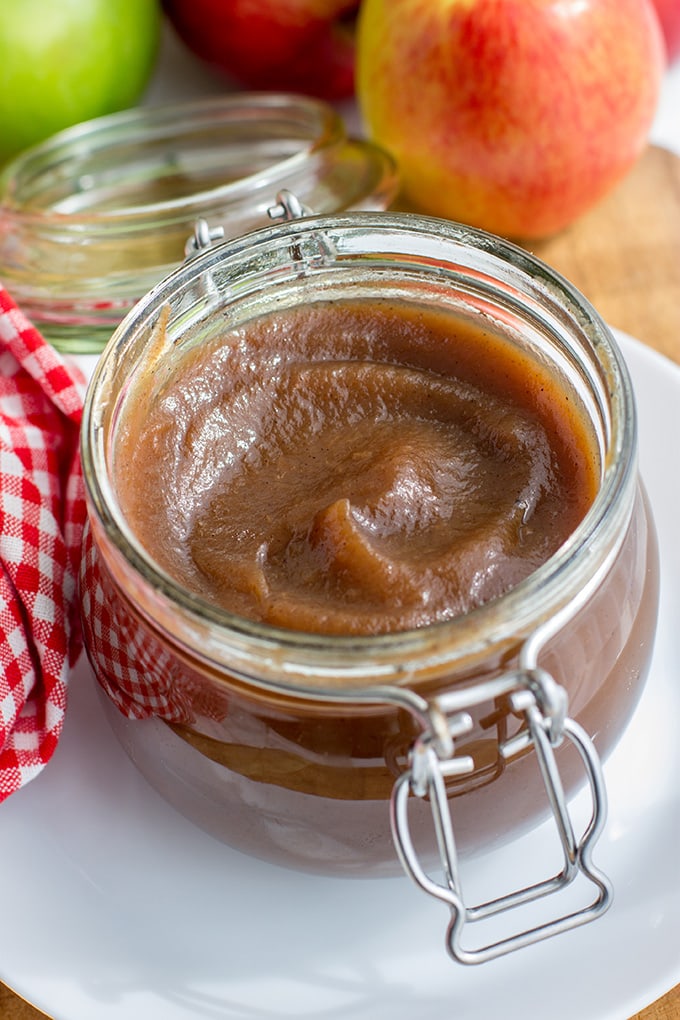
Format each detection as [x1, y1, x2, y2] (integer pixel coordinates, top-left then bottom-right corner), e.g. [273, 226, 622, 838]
[0, 284, 86, 801]
[80, 521, 230, 726]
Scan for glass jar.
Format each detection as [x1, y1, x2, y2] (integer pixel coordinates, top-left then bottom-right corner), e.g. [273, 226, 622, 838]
[0, 95, 396, 355]
[79, 212, 658, 963]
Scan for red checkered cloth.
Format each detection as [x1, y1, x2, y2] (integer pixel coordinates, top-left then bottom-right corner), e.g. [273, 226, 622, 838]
[80, 521, 230, 726]
[0, 285, 86, 801]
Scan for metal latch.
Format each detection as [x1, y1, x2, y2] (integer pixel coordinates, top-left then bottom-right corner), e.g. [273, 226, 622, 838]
[184, 189, 332, 272]
[390, 667, 612, 965]
[183, 190, 313, 263]
[184, 217, 225, 260]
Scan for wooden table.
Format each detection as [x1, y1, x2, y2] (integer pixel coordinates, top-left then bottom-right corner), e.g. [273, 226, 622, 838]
[1, 144, 678, 1020]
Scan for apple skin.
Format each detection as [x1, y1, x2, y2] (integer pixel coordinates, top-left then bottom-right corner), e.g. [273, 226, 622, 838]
[163, 0, 360, 101]
[0, 0, 160, 164]
[357, 0, 666, 240]
[649, 0, 680, 61]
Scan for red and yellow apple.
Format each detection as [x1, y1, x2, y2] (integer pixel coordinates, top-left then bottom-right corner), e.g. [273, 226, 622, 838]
[649, 0, 680, 61]
[357, 0, 665, 240]
[162, 0, 360, 101]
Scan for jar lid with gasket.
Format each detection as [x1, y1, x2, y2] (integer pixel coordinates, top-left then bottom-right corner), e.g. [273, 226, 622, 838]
[0, 93, 398, 354]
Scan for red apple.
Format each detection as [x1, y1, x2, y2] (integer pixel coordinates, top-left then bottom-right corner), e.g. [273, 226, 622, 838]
[162, 0, 360, 101]
[649, 0, 680, 61]
[357, 0, 666, 240]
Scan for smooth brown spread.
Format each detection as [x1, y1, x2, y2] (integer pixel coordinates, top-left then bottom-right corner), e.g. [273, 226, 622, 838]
[115, 299, 598, 634]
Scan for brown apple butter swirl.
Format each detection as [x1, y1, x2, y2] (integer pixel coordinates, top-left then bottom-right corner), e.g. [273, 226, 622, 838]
[114, 298, 597, 634]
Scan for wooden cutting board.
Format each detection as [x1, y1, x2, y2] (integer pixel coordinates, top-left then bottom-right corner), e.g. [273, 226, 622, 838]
[1, 144, 679, 1020]
[530, 144, 680, 362]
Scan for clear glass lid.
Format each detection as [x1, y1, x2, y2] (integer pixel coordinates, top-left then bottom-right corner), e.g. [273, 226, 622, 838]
[0, 94, 398, 353]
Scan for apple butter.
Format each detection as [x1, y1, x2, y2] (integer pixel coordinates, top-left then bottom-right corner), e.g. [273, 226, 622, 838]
[115, 298, 597, 634]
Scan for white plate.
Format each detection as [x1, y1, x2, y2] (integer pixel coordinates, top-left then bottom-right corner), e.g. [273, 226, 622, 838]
[0, 331, 678, 1020]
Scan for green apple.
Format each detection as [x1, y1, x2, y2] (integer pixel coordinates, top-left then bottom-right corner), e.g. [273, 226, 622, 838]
[0, 0, 161, 164]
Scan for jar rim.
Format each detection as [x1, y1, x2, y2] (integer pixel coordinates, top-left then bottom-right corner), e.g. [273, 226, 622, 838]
[81, 211, 638, 692]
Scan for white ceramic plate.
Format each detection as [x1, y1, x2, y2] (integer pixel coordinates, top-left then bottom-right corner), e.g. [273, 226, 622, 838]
[0, 330, 678, 1020]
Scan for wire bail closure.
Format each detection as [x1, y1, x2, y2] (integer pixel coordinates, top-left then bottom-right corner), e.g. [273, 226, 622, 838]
[184, 217, 225, 259]
[388, 524, 628, 965]
[390, 665, 612, 965]
[184, 190, 329, 272]
[267, 189, 313, 222]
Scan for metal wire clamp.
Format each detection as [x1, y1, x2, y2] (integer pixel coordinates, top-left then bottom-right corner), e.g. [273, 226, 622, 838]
[390, 666, 613, 965]
[184, 217, 225, 259]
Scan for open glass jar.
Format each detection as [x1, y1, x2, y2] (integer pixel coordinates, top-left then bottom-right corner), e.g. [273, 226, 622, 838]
[0, 95, 396, 354]
[79, 211, 658, 964]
